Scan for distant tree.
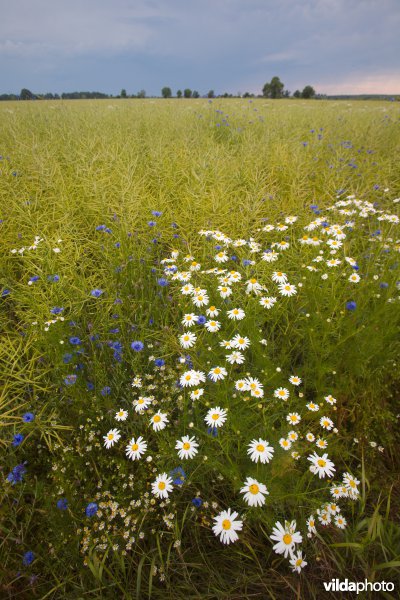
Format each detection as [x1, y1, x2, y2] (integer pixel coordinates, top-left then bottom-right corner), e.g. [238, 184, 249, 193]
[137, 89, 146, 98]
[161, 86, 172, 98]
[283, 89, 291, 98]
[293, 90, 301, 98]
[302, 85, 316, 99]
[183, 88, 192, 98]
[20, 88, 34, 100]
[207, 90, 215, 98]
[262, 76, 284, 99]
[243, 92, 254, 98]
[176, 89, 182, 98]
[192, 90, 200, 98]
[120, 89, 127, 98]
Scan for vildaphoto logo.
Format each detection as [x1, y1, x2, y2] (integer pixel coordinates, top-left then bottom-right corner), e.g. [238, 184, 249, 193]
[323, 579, 395, 594]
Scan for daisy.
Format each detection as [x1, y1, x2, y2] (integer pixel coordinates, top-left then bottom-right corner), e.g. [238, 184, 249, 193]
[326, 258, 341, 267]
[324, 394, 337, 405]
[288, 430, 298, 442]
[274, 240, 290, 250]
[208, 366, 227, 382]
[131, 376, 142, 388]
[278, 283, 297, 297]
[215, 251, 229, 263]
[308, 452, 336, 478]
[262, 224, 275, 232]
[306, 402, 319, 412]
[316, 438, 328, 449]
[335, 514, 347, 529]
[306, 432, 315, 442]
[189, 261, 201, 271]
[206, 305, 219, 317]
[327, 239, 342, 249]
[205, 320, 221, 332]
[246, 278, 263, 294]
[180, 370, 206, 387]
[272, 271, 288, 284]
[226, 351, 245, 365]
[261, 250, 279, 262]
[175, 435, 199, 460]
[259, 296, 277, 309]
[320, 416, 334, 430]
[326, 502, 340, 515]
[290, 551, 307, 574]
[103, 428, 121, 449]
[279, 438, 292, 451]
[125, 436, 147, 460]
[274, 387, 290, 401]
[193, 293, 209, 307]
[271, 521, 302, 558]
[245, 377, 264, 397]
[212, 508, 243, 545]
[318, 510, 332, 526]
[220, 339, 233, 350]
[330, 485, 344, 499]
[247, 438, 274, 463]
[240, 477, 269, 507]
[227, 308, 245, 320]
[181, 283, 194, 295]
[348, 273, 360, 283]
[150, 412, 169, 432]
[182, 314, 198, 328]
[285, 215, 298, 224]
[151, 473, 174, 499]
[287, 412, 301, 425]
[115, 408, 128, 421]
[179, 332, 197, 349]
[289, 375, 302, 386]
[231, 334, 251, 350]
[228, 271, 241, 283]
[205, 406, 227, 428]
[134, 396, 152, 412]
[190, 388, 204, 401]
[342, 472, 360, 496]
[217, 285, 232, 298]
[235, 379, 249, 392]
[306, 515, 317, 534]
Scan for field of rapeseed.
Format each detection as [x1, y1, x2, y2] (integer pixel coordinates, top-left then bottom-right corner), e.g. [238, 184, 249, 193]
[1, 98, 399, 599]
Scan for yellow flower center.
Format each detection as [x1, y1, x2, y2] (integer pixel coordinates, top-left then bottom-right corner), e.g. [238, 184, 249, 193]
[317, 459, 326, 467]
[222, 519, 231, 530]
[309, 520, 314, 527]
[214, 368, 221, 374]
[212, 413, 219, 420]
[158, 482, 166, 490]
[107, 434, 114, 440]
[132, 444, 139, 451]
[283, 534, 292, 545]
[153, 415, 161, 423]
[184, 335, 189, 341]
[185, 375, 191, 381]
[296, 558, 303, 566]
[209, 306, 216, 311]
[183, 442, 191, 450]
[249, 484, 259, 494]
[210, 321, 216, 326]
[250, 278, 257, 284]
[349, 480, 356, 488]
[256, 444, 265, 452]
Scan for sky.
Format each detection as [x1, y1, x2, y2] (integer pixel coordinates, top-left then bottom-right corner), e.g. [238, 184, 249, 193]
[1, 0, 399, 96]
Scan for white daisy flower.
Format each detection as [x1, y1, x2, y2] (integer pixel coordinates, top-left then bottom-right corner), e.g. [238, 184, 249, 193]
[217, 285, 232, 298]
[193, 293, 209, 307]
[278, 283, 297, 297]
[272, 271, 288, 284]
[226, 351, 245, 365]
[190, 388, 204, 401]
[220, 339, 233, 350]
[151, 473, 174, 499]
[134, 396, 152, 412]
[286, 412, 301, 425]
[235, 379, 249, 392]
[115, 408, 128, 421]
[215, 251, 229, 263]
[274, 387, 290, 401]
[324, 394, 337, 405]
[290, 550, 307, 574]
[179, 332, 197, 349]
[288, 430, 298, 442]
[175, 435, 199, 460]
[205, 320, 221, 332]
[246, 278, 263, 294]
[231, 334, 250, 350]
[240, 477, 269, 507]
[320, 416, 334, 430]
[181, 283, 194, 295]
[308, 452, 336, 478]
[227, 308, 246, 320]
[270, 521, 302, 558]
[307, 515, 317, 534]
[306, 432, 315, 442]
[279, 438, 292, 450]
[125, 436, 147, 460]
[288, 375, 302, 386]
[103, 428, 121, 449]
[131, 376, 142, 388]
[212, 508, 243, 545]
[182, 313, 198, 328]
[247, 438, 274, 463]
[206, 305, 219, 317]
[245, 377, 264, 397]
[306, 402, 319, 412]
[180, 370, 206, 387]
[150, 412, 169, 431]
[335, 514, 347, 529]
[316, 438, 328, 449]
[205, 406, 227, 428]
[208, 366, 227, 382]
[348, 272, 360, 283]
[259, 296, 277, 309]
[261, 250, 279, 262]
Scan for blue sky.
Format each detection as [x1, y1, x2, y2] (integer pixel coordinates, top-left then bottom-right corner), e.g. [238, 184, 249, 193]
[1, 0, 399, 95]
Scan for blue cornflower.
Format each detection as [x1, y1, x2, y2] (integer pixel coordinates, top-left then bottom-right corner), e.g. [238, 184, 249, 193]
[22, 412, 35, 423]
[148, 221, 157, 227]
[157, 278, 169, 287]
[230, 256, 237, 261]
[64, 374, 77, 386]
[380, 282, 389, 289]
[22, 551, 35, 566]
[57, 498, 68, 510]
[28, 276, 40, 284]
[101, 386, 111, 396]
[152, 211, 162, 217]
[197, 315, 207, 325]
[63, 353, 73, 364]
[242, 259, 252, 267]
[154, 358, 165, 367]
[50, 307, 64, 315]
[170, 467, 186, 486]
[86, 381, 94, 391]
[91, 289, 104, 298]
[207, 426, 218, 437]
[69, 336, 81, 345]
[346, 301, 357, 311]
[131, 341, 144, 352]
[7, 462, 27, 485]
[1, 288, 11, 297]
[12, 433, 24, 447]
[96, 225, 106, 231]
[192, 497, 203, 508]
[85, 502, 98, 517]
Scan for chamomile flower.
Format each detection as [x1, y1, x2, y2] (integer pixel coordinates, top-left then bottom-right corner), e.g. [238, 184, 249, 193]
[205, 320, 221, 332]
[307, 515, 317, 534]
[288, 375, 302, 386]
[342, 472, 360, 497]
[240, 477, 269, 507]
[306, 432, 315, 442]
[324, 394, 337, 405]
[206, 305, 219, 317]
[212, 508, 243, 545]
[227, 308, 245, 320]
[231, 334, 251, 350]
[245, 377, 264, 397]
[272, 271, 288, 284]
[226, 351, 245, 365]
[205, 407, 227, 428]
[274, 240, 290, 251]
[316, 438, 328, 449]
[308, 452, 336, 478]
[290, 551, 307, 574]
[247, 438, 274, 463]
[134, 396, 152, 412]
[287, 412, 301, 425]
[180, 370, 206, 387]
[335, 515, 347, 529]
[235, 379, 249, 392]
[182, 314, 198, 328]
[218, 285, 232, 298]
[278, 283, 297, 297]
[279, 438, 292, 451]
[320, 416, 334, 430]
[261, 250, 279, 262]
[208, 366, 227, 382]
[348, 273, 361, 283]
[220, 339, 233, 349]
[103, 428, 121, 449]
[288, 430, 299, 442]
[326, 502, 340, 515]
[131, 376, 142, 388]
[179, 332, 197, 348]
[150, 412, 169, 431]
[181, 283, 194, 295]
[274, 387, 290, 401]
[318, 509, 331, 526]
[125, 436, 147, 460]
[193, 293, 209, 307]
[151, 473, 174, 499]
[330, 485, 344, 499]
[259, 296, 277, 309]
[306, 402, 319, 412]
[115, 408, 128, 421]
[190, 388, 204, 401]
[270, 521, 302, 558]
[175, 435, 199, 460]
[246, 278, 263, 294]
[215, 250, 229, 263]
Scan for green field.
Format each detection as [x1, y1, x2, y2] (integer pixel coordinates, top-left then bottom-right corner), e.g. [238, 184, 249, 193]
[1, 99, 400, 599]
